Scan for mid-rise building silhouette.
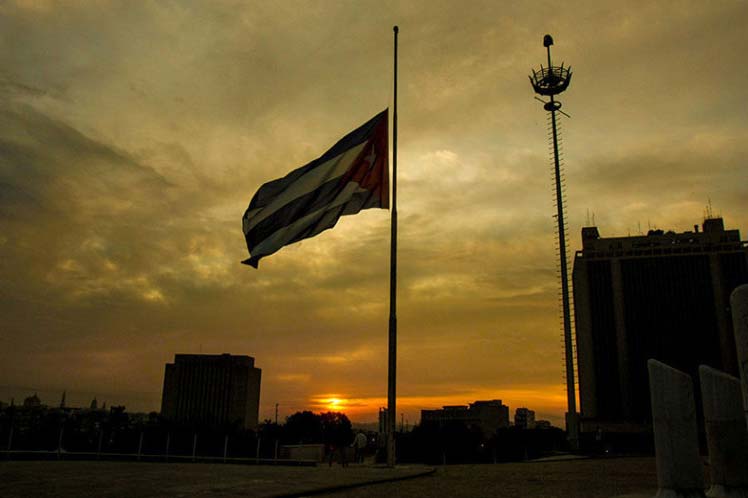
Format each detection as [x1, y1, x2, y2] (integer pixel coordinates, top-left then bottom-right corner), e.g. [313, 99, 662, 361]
[421, 400, 509, 436]
[573, 217, 748, 431]
[378, 407, 388, 435]
[161, 353, 261, 429]
[23, 393, 41, 408]
[514, 407, 536, 429]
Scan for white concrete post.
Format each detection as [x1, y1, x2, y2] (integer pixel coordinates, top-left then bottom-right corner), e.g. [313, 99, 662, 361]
[699, 365, 748, 498]
[648, 359, 705, 498]
[730, 285, 748, 428]
[7, 422, 13, 452]
[57, 425, 65, 460]
[97, 429, 103, 459]
[137, 431, 144, 461]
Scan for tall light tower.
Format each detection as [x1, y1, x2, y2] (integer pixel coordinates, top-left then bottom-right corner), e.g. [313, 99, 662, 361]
[529, 34, 579, 450]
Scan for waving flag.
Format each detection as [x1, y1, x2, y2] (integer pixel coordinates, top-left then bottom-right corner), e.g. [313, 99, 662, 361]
[242, 109, 389, 268]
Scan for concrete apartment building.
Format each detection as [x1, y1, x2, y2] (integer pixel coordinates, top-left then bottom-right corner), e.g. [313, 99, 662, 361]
[572, 217, 748, 432]
[161, 354, 262, 429]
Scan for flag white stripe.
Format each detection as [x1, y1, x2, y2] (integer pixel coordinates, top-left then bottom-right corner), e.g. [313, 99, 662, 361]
[246, 142, 367, 231]
[252, 181, 366, 258]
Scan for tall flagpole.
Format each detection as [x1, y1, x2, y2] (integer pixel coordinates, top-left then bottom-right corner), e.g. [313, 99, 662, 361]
[387, 24, 399, 468]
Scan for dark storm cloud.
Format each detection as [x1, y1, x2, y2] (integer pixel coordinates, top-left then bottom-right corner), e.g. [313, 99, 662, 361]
[0, 101, 169, 289]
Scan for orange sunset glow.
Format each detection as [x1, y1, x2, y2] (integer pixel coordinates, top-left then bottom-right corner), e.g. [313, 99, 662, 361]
[308, 388, 568, 422]
[1, 1, 747, 431]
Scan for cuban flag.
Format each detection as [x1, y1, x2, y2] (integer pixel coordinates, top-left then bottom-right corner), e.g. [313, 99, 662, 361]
[242, 109, 389, 268]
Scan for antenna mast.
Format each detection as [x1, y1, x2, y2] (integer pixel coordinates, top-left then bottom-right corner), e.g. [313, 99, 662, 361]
[529, 34, 579, 450]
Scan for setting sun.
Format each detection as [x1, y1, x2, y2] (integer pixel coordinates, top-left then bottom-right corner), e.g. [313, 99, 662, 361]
[324, 398, 344, 410]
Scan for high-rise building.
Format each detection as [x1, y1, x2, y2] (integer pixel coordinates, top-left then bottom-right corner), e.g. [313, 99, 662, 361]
[573, 217, 748, 431]
[161, 354, 261, 429]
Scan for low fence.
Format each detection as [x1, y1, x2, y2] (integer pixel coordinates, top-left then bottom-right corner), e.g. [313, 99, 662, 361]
[0, 448, 316, 465]
[0, 425, 316, 466]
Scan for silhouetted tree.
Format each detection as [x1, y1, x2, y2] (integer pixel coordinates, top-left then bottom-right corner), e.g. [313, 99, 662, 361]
[320, 411, 352, 447]
[284, 411, 322, 444]
[259, 420, 282, 441]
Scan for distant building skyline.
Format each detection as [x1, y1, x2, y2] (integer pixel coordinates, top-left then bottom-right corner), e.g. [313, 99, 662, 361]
[161, 353, 262, 429]
[16, 392, 107, 413]
[573, 216, 748, 432]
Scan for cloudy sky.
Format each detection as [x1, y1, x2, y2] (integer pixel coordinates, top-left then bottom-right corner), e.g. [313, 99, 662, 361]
[1, 0, 746, 426]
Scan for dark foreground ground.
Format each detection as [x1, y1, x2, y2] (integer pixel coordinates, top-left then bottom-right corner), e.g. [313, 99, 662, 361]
[0, 457, 666, 497]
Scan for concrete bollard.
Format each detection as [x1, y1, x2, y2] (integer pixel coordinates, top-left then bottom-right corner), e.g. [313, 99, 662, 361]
[648, 359, 706, 498]
[699, 365, 748, 498]
[731, 285, 748, 427]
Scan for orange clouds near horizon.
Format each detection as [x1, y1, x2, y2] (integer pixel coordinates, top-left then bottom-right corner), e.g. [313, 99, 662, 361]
[302, 385, 569, 427]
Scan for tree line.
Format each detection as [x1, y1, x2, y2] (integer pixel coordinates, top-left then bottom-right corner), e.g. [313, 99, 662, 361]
[0, 404, 355, 460]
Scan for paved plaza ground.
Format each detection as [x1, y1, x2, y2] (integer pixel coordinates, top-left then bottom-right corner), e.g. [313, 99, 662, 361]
[0, 456, 671, 497]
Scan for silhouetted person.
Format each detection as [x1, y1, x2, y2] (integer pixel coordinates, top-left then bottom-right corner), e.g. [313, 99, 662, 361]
[340, 443, 348, 467]
[353, 431, 367, 463]
[595, 426, 604, 455]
